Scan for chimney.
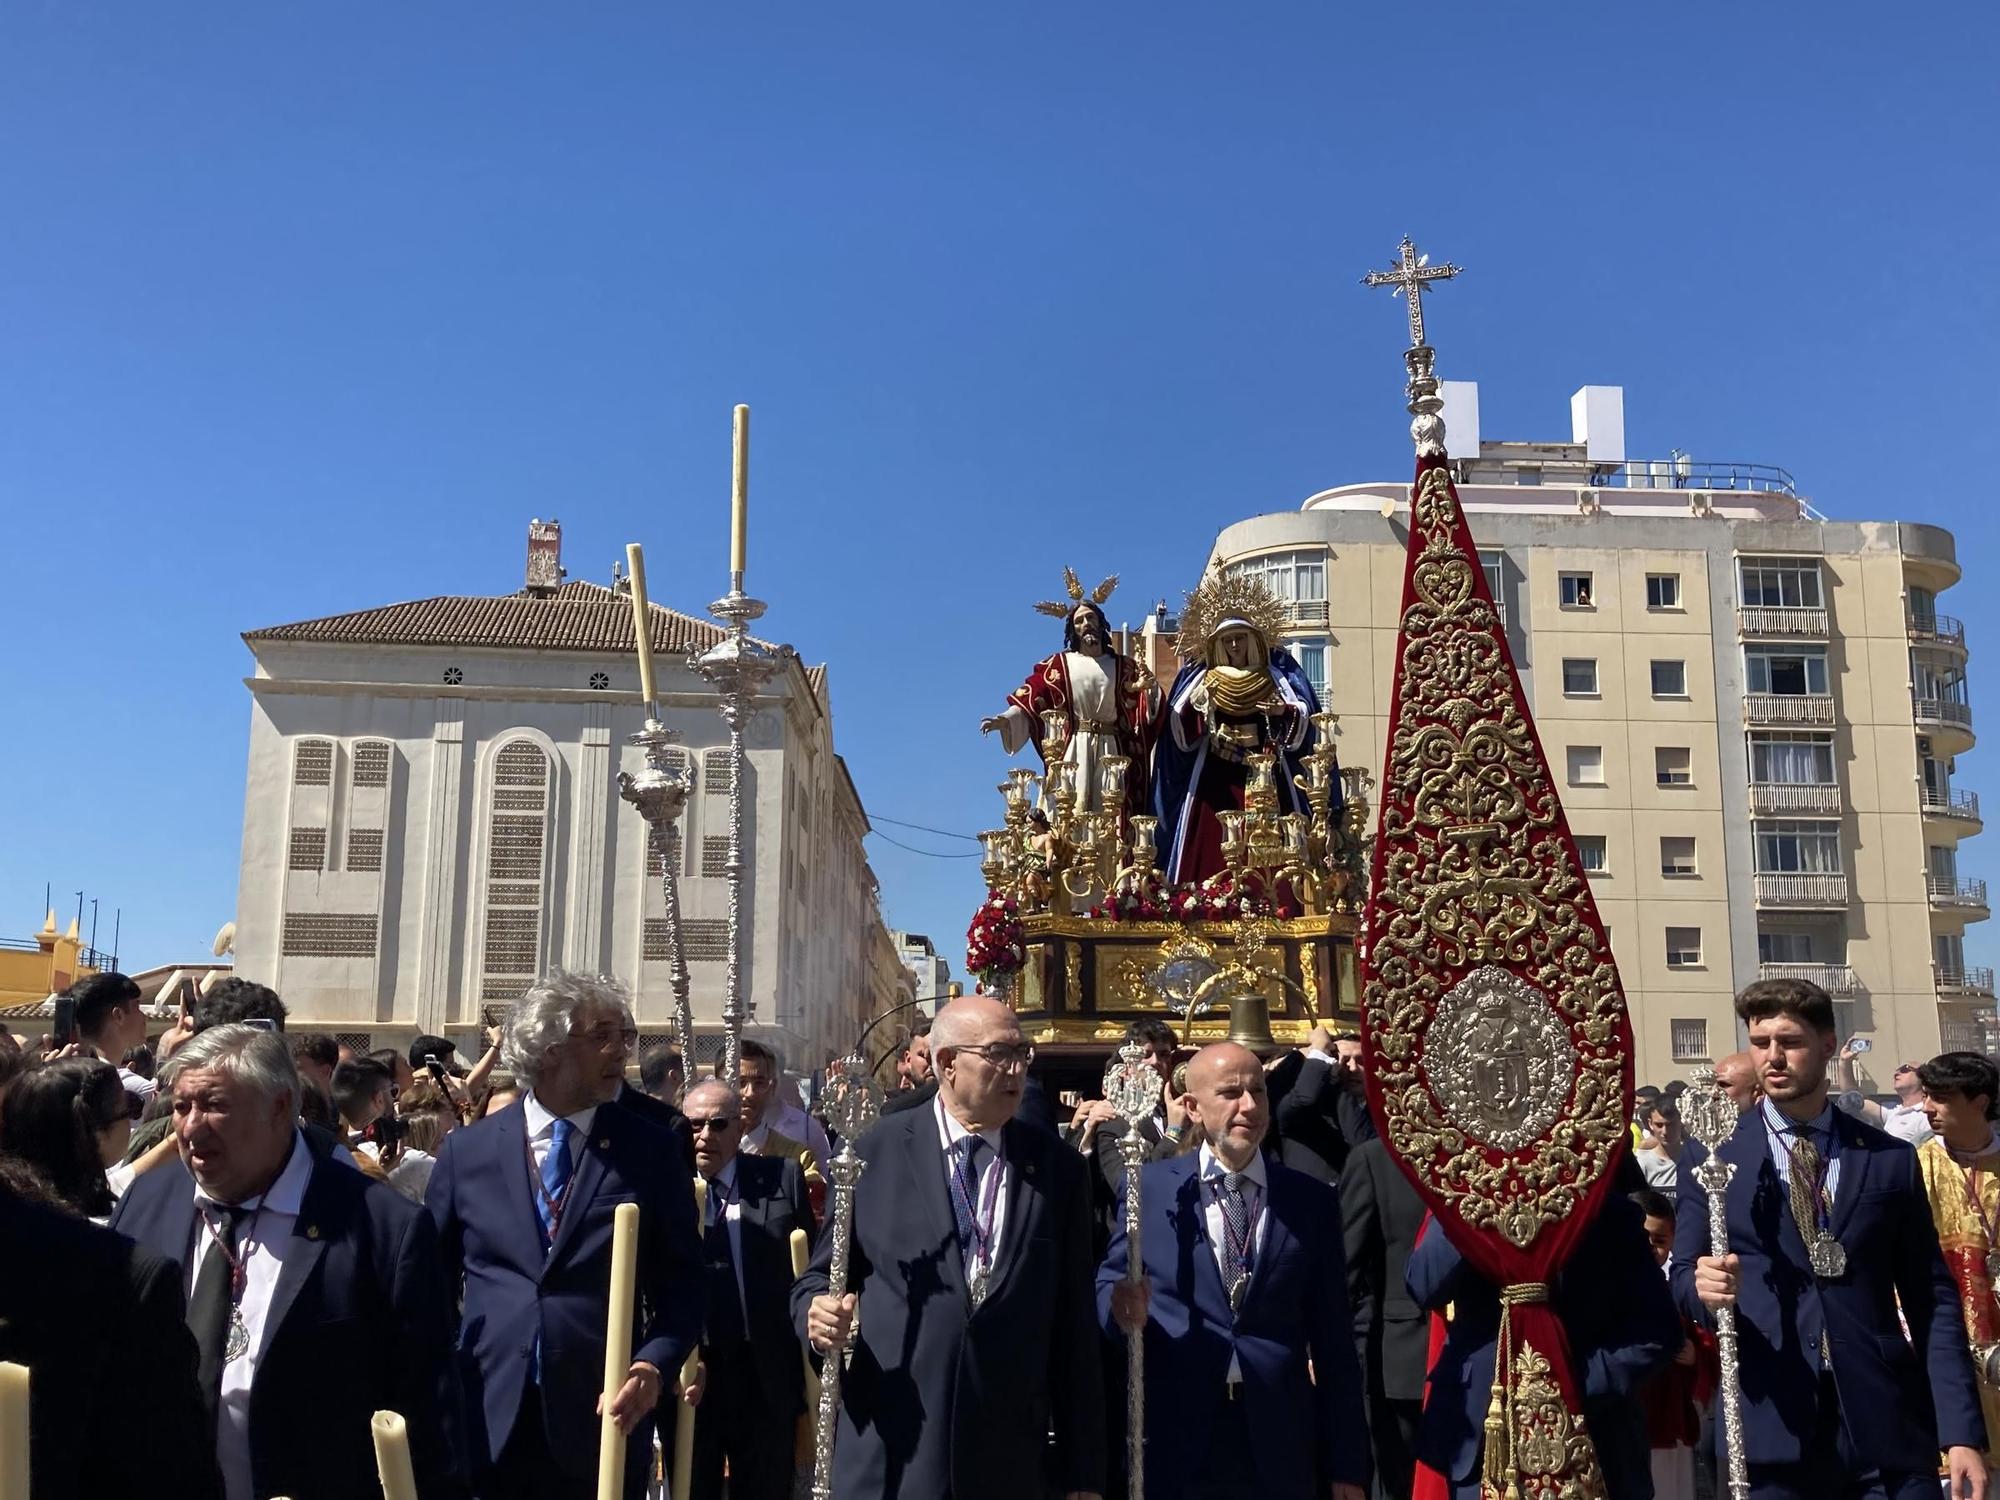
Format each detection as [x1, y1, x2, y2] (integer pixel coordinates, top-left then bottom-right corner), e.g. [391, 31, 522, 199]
[525, 518, 563, 596]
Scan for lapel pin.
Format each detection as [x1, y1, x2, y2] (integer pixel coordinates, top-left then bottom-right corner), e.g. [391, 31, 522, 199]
[598, 1138, 611, 1149]
[1023, 1162, 1036, 1178]
[305, 1225, 320, 1240]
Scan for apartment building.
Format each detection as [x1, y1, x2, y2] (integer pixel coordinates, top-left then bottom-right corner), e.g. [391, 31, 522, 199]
[1208, 384, 1985, 1085]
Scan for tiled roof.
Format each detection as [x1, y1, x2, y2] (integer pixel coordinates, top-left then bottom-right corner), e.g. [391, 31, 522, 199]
[246, 581, 765, 655]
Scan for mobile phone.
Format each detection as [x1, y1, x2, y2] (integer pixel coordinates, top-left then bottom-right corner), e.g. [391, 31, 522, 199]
[424, 1057, 452, 1088]
[242, 1017, 277, 1033]
[1849, 1037, 1872, 1054]
[52, 995, 77, 1048]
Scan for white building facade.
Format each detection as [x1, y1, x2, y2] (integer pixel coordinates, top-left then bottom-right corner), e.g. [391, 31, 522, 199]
[231, 522, 886, 1072]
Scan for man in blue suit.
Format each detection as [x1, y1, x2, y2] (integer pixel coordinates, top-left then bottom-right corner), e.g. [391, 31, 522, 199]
[111, 1023, 466, 1500]
[1099, 1040, 1369, 1500]
[1676, 976, 1988, 1500]
[427, 973, 704, 1500]
[795, 993, 1106, 1500]
[1407, 1179, 1681, 1498]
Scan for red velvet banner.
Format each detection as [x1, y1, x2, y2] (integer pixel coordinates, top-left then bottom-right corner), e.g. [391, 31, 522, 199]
[1360, 453, 1635, 1500]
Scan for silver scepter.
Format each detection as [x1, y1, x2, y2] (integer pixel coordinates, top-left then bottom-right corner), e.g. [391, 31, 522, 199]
[1103, 1039, 1163, 1500]
[617, 718, 696, 1062]
[810, 1053, 881, 1500]
[1684, 1067, 1749, 1500]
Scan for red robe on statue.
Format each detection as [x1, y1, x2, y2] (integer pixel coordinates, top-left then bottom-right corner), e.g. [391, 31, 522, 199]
[999, 650, 1157, 821]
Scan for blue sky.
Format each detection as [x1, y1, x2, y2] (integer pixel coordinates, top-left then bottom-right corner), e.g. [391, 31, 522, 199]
[3, 2, 1996, 980]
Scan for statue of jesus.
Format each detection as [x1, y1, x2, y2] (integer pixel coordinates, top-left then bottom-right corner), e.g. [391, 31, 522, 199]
[982, 569, 1158, 824]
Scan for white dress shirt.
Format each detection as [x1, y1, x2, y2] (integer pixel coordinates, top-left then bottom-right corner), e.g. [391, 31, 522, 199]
[522, 1092, 598, 1179]
[189, 1130, 315, 1500]
[704, 1156, 749, 1329]
[936, 1095, 1010, 1292]
[1197, 1144, 1269, 1382]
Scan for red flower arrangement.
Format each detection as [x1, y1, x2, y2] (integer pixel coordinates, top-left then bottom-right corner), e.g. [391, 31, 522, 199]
[965, 893, 1026, 983]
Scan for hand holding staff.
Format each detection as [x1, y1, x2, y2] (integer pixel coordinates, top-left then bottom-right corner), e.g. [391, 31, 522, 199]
[1103, 1040, 1163, 1500]
[595, 1202, 642, 1500]
[1684, 1068, 1750, 1500]
[670, 1179, 708, 1500]
[808, 1055, 881, 1500]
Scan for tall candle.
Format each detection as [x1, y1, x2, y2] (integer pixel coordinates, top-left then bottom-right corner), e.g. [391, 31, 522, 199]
[730, 404, 750, 579]
[0, 1362, 26, 1500]
[370, 1410, 419, 1500]
[670, 1178, 708, 1500]
[625, 543, 659, 711]
[790, 1227, 820, 1410]
[596, 1201, 642, 1500]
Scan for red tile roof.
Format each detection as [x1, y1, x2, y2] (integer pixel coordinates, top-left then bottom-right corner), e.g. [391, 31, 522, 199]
[245, 581, 765, 655]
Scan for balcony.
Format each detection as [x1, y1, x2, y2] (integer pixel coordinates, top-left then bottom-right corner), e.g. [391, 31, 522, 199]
[1754, 872, 1851, 908]
[1922, 787, 1983, 826]
[1909, 612, 1968, 650]
[1940, 1018, 1996, 1055]
[1757, 961, 1860, 993]
[1739, 606, 1830, 638]
[1744, 693, 1836, 726]
[1283, 599, 1330, 629]
[1938, 966, 1998, 998]
[1929, 875, 1990, 916]
[1749, 782, 1843, 816]
[1913, 696, 1974, 733]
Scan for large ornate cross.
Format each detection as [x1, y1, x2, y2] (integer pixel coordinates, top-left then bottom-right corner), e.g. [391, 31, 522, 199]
[1362, 236, 1461, 349]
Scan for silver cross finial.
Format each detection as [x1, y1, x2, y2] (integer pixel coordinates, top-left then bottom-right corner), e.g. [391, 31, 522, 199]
[1362, 236, 1461, 349]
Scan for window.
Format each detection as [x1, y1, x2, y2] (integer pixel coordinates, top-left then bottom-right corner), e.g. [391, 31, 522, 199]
[1566, 745, 1605, 787]
[480, 739, 551, 1003]
[1739, 557, 1824, 609]
[1759, 930, 1818, 963]
[1646, 574, 1682, 610]
[1655, 747, 1693, 786]
[1575, 834, 1608, 873]
[1666, 927, 1704, 967]
[1479, 551, 1506, 612]
[1910, 585, 1939, 631]
[1562, 658, 1599, 696]
[1749, 733, 1836, 785]
[1292, 639, 1328, 701]
[1744, 646, 1828, 696]
[1670, 1019, 1709, 1062]
[1231, 550, 1326, 603]
[1753, 819, 1842, 874]
[1937, 933, 1969, 976]
[1660, 836, 1698, 877]
[1560, 572, 1594, 609]
[702, 748, 733, 795]
[1650, 660, 1688, 698]
[1911, 650, 1969, 704]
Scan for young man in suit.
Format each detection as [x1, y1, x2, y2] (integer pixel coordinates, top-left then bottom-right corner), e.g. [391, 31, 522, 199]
[427, 972, 704, 1500]
[110, 1024, 466, 1500]
[1676, 976, 1989, 1500]
[796, 994, 1105, 1500]
[1101, 1040, 1368, 1500]
[681, 1079, 814, 1500]
[1339, 1134, 1429, 1500]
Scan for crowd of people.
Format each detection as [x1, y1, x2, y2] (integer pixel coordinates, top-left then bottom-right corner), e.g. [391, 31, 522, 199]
[1, 969, 1998, 1500]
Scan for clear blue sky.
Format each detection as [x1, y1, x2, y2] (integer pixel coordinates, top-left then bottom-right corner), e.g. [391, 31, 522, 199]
[3, 2, 1996, 983]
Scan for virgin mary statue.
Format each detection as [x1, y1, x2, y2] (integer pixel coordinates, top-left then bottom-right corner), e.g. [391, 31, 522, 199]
[1151, 571, 1326, 887]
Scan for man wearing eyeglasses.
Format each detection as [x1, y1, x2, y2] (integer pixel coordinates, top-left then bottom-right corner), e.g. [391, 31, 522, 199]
[795, 993, 1106, 1500]
[680, 1079, 813, 1500]
[427, 973, 704, 1500]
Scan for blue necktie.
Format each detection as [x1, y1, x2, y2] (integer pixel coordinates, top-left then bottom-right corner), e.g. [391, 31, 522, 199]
[951, 1135, 988, 1266]
[539, 1117, 576, 1245]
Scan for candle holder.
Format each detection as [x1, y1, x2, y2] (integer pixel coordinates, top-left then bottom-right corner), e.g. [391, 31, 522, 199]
[616, 719, 696, 1063]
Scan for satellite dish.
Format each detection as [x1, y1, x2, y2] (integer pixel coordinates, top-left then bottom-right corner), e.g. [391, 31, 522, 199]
[212, 921, 237, 958]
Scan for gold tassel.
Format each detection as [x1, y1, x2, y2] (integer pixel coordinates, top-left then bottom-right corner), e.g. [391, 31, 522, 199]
[1481, 1381, 1510, 1497]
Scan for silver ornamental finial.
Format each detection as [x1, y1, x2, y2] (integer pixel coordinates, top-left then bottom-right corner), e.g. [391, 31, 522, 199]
[1682, 1066, 1738, 1151]
[1361, 236, 1462, 459]
[818, 1052, 883, 1142]
[1103, 1040, 1163, 1129]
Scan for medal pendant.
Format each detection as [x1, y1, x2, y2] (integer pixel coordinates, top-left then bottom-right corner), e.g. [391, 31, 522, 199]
[223, 1307, 251, 1362]
[968, 1270, 988, 1309]
[1810, 1236, 1847, 1279]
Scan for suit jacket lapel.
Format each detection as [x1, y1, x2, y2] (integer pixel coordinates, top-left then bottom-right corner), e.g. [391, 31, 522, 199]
[979, 1121, 1040, 1307]
[1243, 1164, 1290, 1310]
[548, 1114, 613, 1268]
[1172, 1161, 1230, 1325]
[493, 1102, 543, 1267]
[903, 1106, 966, 1299]
[263, 1160, 331, 1343]
[1829, 1109, 1871, 1239]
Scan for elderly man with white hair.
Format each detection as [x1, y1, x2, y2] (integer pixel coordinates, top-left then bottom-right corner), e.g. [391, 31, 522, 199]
[111, 1023, 467, 1500]
[794, 992, 1106, 1500]
[427, 972, 703, 1500]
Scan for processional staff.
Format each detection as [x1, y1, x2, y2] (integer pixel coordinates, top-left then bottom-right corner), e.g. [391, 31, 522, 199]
[1684, 1067, 1751, 1500]
[810, 1054, 882, 1500]
[1103, 1039, 1163, 1500]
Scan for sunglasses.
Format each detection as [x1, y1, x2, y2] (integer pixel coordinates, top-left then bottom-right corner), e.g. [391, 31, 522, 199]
[687, 1116, 740, 1134]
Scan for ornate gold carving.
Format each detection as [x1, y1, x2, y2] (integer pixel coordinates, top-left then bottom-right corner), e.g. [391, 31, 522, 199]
[1301, 941, 1323, 1020]
[1064, 941, 1083, 1010]
[1176, 570, 1290, 663]
[1101, 945, 1175, 1014]
[1365, 464, 1627, 1248]
[1430, 966, 1576, 1160]
[1491, 1345, 1608, 1500]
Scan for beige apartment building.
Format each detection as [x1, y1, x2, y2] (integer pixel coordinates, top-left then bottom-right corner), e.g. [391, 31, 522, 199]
[1199, 384, 1986, 1086]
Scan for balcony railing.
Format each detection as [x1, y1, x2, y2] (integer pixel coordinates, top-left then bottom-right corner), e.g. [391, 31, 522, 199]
[1928, 875, 1990, 910]
[1283, 599, 1330, 629]
[1754, 872, 1851, 908]
[1914, 696, 1974, 731]
[1757, 961, 1860, 993]
[1749, 782, 1843, 816]
[1738, 606, 1830, 638]
[1909, 612, 1968, 648]
[1744, 693, 1836, 726]
[1938, 966, 1998, 997]
[1922, 787, 1982, 822]
[1940, 1019, 1995, 1054]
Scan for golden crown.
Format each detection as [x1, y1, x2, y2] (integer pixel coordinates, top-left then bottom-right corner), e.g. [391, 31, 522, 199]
[1176, 570, 1289, 663]
[1032, 567, 1120, 619]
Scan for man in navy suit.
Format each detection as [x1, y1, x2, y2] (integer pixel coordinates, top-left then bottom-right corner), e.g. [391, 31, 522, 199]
[1100, 1040, 1369, 1500]
[1408, 1182, 1681, 1498]
[427, 973, 704, 1500]
[1676, 976, 1988, 1500]
[795, 993, 1105, 1500]
[111, 1023, 466, 1500]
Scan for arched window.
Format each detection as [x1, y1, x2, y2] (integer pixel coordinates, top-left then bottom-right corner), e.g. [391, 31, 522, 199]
[346, 739, 393, 870]
[480, 739, 554, 1005]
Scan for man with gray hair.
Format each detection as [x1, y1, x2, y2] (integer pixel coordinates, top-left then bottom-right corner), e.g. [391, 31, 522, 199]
[111, 1023, 466, 1500]
[428, 972, 703, 1500]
